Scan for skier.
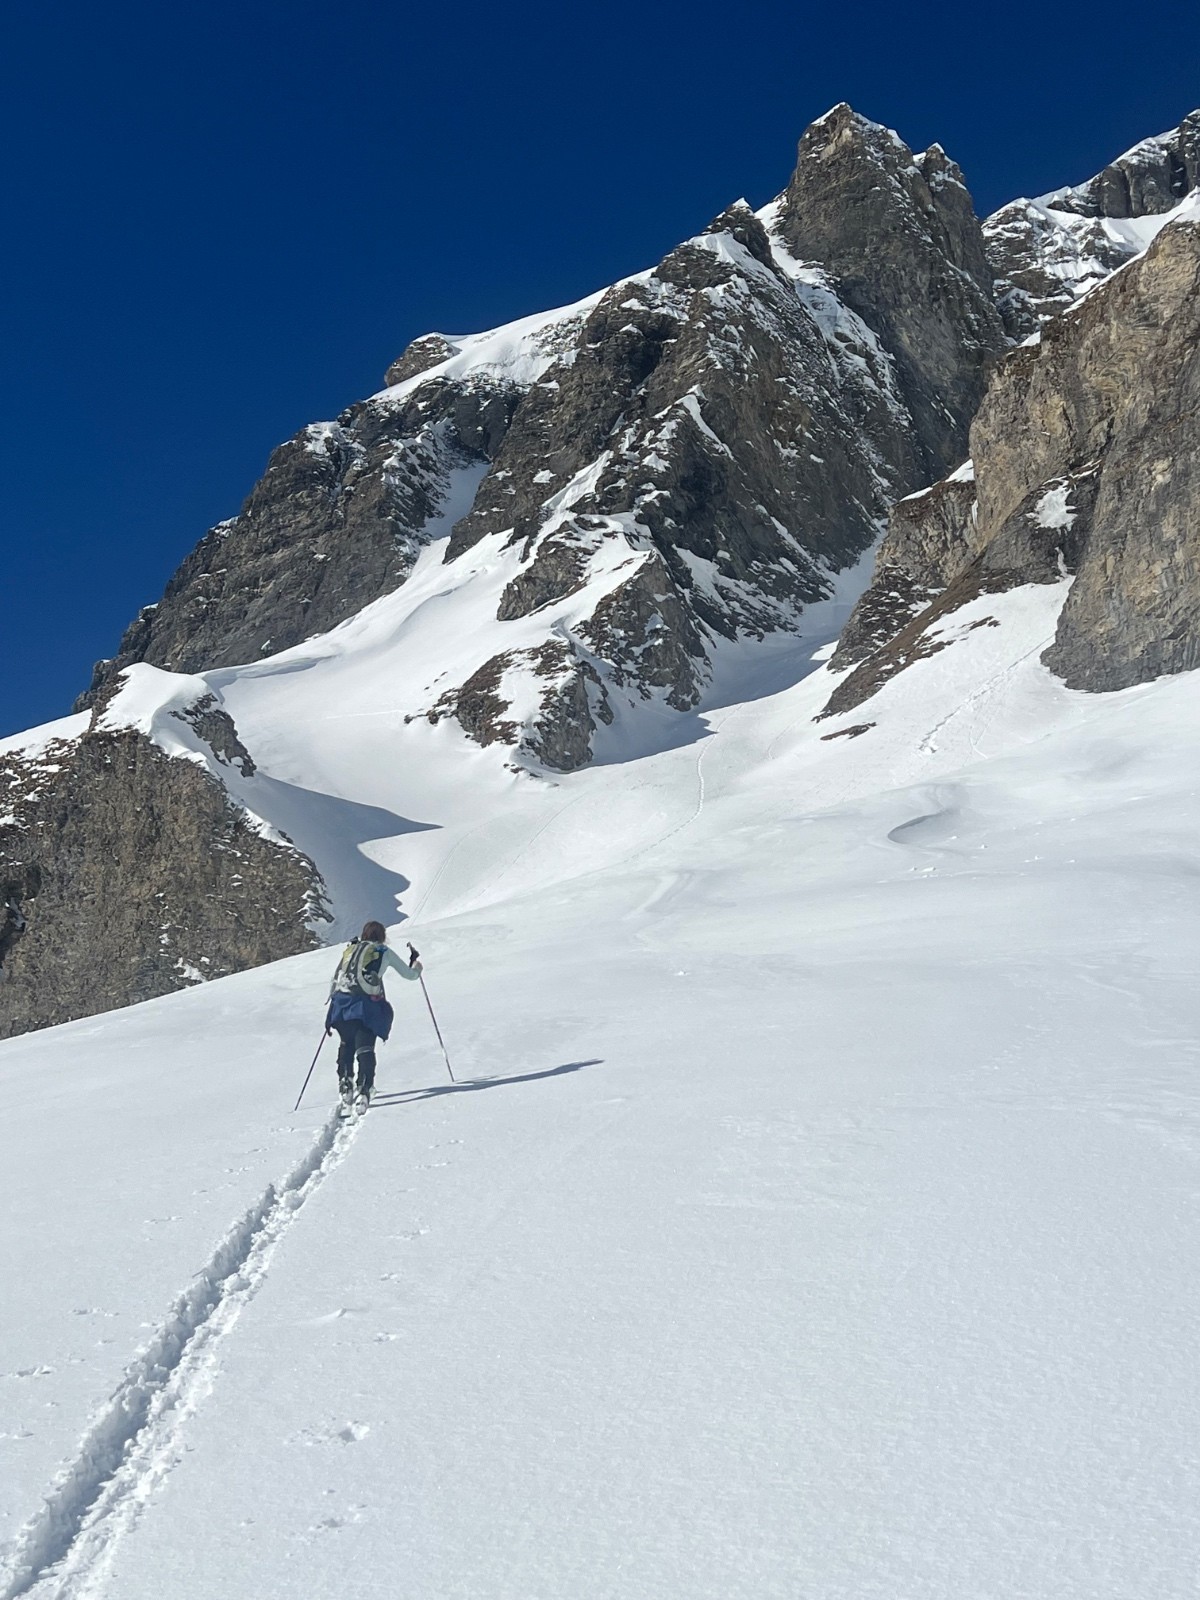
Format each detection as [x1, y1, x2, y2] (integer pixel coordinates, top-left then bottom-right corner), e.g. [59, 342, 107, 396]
[326, 920, 423, 1111]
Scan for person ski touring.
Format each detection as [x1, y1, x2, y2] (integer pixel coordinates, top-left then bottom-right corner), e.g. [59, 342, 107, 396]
[325, 920, 422, 1112]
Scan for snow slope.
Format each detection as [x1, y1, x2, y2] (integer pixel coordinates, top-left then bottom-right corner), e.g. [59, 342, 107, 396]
[4, 568, 1200, 1597]
[90, 498, 864, 942]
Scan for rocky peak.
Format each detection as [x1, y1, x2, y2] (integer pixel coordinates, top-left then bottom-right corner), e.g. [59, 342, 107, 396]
[75, 104, 1012, 782]
[984, 110, 1200, 337]
[1045, 111, 1200, 219]
[384, 333, 457, 386]
[701, 200, 778, 271]
[774, 103, 1005, 479]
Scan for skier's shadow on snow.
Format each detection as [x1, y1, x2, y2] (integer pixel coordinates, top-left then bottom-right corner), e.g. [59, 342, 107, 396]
[370, 1059, 602, 1109]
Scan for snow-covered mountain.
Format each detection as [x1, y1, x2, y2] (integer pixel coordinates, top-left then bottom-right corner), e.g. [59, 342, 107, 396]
[80, 106, 1005, 771]
[4, 102, 1200, 1598]
[2, 104, 1198, 1042]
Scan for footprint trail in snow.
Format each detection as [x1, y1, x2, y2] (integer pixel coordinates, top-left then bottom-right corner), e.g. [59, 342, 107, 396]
[0, 1108, 362, 1600]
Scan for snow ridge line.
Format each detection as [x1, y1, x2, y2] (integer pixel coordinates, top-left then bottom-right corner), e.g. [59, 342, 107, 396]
[0, 1110, 359, 1600]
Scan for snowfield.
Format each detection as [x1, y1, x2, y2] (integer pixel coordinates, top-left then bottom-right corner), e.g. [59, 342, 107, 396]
[4, 571, 1200, 1598]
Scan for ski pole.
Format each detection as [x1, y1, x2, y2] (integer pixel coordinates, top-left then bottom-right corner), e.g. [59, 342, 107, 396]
[293, 1027, 329, 1111]
[408, 943, 456, 1083]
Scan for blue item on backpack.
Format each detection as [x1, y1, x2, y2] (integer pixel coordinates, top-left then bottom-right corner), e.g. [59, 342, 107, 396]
[326, 989, 394, 1041]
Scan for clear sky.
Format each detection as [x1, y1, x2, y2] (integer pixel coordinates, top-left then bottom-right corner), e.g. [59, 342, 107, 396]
[4, 0, 1198, 736]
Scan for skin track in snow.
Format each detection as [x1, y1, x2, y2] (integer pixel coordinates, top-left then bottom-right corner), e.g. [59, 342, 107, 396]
[0, 1111, 361, 1600]
[4, 576, 1200, 1596]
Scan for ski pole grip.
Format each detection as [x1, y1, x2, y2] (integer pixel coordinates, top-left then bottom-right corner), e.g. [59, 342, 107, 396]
[407, 941, 420, 967]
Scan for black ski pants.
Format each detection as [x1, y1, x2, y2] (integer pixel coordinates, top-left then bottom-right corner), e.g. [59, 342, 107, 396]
[334, 1021, 377, 1092]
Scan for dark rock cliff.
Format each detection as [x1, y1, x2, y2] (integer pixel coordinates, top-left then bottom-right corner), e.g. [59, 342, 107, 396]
[81, 379, 516, 703]
[0, 706, 328, 1039]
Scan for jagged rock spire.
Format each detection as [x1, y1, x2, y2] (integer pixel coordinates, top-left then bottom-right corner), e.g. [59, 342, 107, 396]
[774, 102, 1005, 478]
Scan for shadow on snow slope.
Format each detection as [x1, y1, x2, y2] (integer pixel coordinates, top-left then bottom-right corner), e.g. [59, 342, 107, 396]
[368, 1059, 603, 1109]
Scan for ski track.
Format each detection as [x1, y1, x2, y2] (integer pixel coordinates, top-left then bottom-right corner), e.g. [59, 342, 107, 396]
[917, 633, 1054, 758]
[417, 701, 748, 922]
[469, 788, 592, 907]
[604, 701, 744, 878]
[409, 814, 495, 921]
[0, 1110, 361, 1600]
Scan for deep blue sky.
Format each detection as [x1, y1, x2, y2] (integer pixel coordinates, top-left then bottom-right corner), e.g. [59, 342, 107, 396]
[4, 0, 1198, 736]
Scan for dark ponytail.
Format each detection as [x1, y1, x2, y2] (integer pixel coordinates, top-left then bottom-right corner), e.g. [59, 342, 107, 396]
[361, 920, 387, 943]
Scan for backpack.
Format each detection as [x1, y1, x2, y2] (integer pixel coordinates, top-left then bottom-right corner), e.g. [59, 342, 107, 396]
[333, 939, 386, 998]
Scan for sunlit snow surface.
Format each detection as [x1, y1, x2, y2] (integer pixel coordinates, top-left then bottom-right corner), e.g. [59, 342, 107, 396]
[0, 714, 90, 761]
[3, 570, 1200, 1597]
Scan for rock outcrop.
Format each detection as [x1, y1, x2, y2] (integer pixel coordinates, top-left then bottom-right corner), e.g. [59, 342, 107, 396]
[822, 204, 1200, 716]
[984, 111, 1200, 336]
[829, 465, 979, 675]
[0, 707, 328, 1039]
[1045, 113, 1200, 220]
[431, 199, 928, 751]
[81, 379, 516, 702]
